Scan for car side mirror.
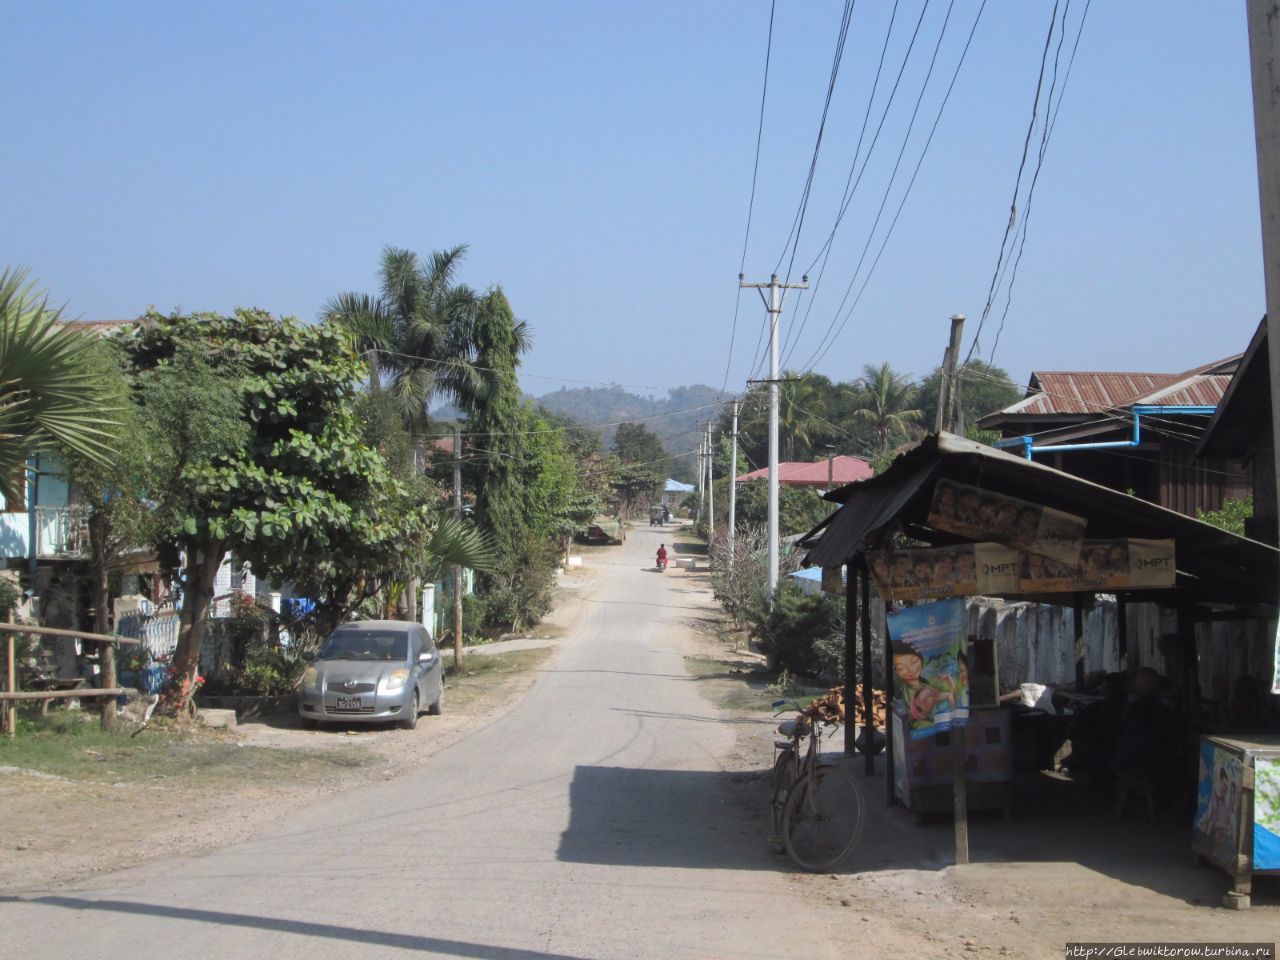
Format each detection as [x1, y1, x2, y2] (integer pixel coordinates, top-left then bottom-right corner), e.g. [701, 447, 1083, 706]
[418, 652, 434, 664]
[301, 651, 316, 662]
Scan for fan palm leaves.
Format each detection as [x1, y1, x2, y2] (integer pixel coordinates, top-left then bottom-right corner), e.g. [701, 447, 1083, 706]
[848, 362, 923, 455]
[0, 268, 118, 501]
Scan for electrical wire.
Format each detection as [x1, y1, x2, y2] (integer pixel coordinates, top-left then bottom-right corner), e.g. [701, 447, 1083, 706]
[723, 0, 778, 394]
[772, 0, 858, 282]
[797, 0, 988, 374]
[962, 0, 1062, 368]
[987, 0, 1092, 368]
[785, 0, 948, 370]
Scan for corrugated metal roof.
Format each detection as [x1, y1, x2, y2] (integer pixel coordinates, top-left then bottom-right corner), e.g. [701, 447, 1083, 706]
[801, 432, 1278, 606]
[736, 455, 875, 486]
[985, 357, 1240, 420]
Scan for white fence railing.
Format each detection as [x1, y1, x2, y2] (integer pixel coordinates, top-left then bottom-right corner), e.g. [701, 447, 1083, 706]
[34, 505, 89, 558]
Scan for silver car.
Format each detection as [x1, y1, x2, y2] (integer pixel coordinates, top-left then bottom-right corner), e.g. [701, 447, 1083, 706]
[297, 620, 444, 730]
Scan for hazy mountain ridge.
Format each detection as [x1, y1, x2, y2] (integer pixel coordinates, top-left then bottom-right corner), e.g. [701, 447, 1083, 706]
[534, 383, 729, 479]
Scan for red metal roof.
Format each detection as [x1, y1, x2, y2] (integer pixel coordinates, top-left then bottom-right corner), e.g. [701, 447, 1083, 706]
[736, 455, 874, 486]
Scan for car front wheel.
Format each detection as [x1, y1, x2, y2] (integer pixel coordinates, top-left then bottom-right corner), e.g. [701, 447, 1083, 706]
[401, 691, 419, 730]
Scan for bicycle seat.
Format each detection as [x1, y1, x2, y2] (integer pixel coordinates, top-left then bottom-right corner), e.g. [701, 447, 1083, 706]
[777, 719, 810, 738]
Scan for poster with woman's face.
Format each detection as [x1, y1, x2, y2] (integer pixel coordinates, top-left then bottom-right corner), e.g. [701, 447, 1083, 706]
[928, 479, 1086, 565]
[887, 598, 969, 740]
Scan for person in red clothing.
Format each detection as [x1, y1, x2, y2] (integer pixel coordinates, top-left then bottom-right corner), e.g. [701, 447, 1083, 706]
[656, 544, 669, 570]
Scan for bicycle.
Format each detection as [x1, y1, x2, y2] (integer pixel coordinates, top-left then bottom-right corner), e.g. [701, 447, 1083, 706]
[768, 695, 864, 872]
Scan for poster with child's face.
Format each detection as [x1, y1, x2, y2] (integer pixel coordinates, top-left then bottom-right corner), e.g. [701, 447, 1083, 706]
[887, 598, 969, 740]
[928, 479, 1086, 565]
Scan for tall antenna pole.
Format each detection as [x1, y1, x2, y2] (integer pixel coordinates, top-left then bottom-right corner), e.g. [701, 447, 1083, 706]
[740, 272, 808, 596]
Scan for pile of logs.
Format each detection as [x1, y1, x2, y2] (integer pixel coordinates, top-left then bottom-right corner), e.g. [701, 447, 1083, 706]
[800, 683, 888, 728]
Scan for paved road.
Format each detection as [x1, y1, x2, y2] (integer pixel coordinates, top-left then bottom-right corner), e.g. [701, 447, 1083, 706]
[3, 526, 840, 959]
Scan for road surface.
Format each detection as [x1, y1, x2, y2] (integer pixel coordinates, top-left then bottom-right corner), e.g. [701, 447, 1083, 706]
[3, 525, 842, 959]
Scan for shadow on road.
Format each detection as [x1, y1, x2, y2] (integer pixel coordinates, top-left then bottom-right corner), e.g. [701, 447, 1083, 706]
[557, 765, 776, 871]
[0, 895, 600, 960]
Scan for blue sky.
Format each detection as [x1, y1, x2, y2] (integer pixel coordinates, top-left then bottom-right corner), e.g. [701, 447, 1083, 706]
[2, 2, 1264, 398]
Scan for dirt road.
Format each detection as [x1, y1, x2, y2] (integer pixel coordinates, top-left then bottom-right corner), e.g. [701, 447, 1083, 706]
[1, 525, 850, 959]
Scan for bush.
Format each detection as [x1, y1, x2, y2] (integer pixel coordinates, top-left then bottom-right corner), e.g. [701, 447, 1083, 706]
[750, 582, 844, 679]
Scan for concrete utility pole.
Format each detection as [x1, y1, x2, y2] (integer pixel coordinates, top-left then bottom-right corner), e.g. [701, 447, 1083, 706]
[706, 422, 715, 537]
[934, 314, 967, 434]
[728, 398, 740, 575]
[696, 428, 706, 522]
[740, 272, 808, 595]
[1246, 0, 1280, 699]
[452, 426, 464, 668]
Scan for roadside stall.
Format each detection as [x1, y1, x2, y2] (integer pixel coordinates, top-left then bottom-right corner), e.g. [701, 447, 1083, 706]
[801, 432, 1280, 905]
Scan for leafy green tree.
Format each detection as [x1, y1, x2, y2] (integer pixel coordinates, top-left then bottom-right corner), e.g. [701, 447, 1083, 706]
[122, 309, 418, 708]
[732, 479, 835, 537]
[1198, 496, 1254, 537]
[612, 422, 666, 517]
[0, 268, 118, 500]
[848, 362, 923, 456]
[916, 359, 1021, 431]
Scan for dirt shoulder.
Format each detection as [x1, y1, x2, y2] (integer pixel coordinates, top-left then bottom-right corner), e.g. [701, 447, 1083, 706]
[0, 643, 555, 894]
[672, 591, 1280, 958]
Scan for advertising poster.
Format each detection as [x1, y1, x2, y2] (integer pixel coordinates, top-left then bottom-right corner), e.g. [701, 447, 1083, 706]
[869, 544, 1019, 601]
[1017, 539, 1175, 593]
[1194, 741, 1244, 867]
[928, 479, 1086, 565]
[1254, 757, 1280, 870]
[887, 598, 970, 740]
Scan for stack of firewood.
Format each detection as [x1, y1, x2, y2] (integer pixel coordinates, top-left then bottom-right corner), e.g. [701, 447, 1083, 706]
[801, 684, 888, 728]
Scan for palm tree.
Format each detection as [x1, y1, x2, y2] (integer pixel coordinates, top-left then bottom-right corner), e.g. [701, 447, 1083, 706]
[779, 373, 829, 461]
[0, 268, 117, 501]
[322, 245, 487, 429]
[848, 362, 923, 456]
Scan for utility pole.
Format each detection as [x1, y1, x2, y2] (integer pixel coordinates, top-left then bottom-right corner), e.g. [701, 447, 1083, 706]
[740, 272, 808, 596]
[934, 314, 966, 434]
[706, 422, 715, 539]
[728, 398, 740, 575]
[1246, 0, 1280, 703]
[452, 426, 464, 669]
[696, 428, 706, 522]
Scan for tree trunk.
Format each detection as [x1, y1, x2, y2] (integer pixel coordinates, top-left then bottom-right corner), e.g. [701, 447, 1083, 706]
[88, 510, 116, 730]
[165, 540, 225, 716]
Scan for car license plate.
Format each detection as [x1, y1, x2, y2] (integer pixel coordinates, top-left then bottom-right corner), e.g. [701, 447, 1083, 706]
[336, 696, 362, 710]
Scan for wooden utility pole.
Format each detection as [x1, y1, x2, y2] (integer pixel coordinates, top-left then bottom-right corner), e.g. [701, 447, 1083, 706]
[453, 426, 464, 668]
[1246, 0, 1280, 702]
[739, 272, 808, 596]
[934, 314, 967, 434]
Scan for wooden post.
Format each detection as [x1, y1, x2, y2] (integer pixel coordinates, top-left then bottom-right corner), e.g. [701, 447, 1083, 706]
[100, 635, 117, 732]
[953, 731, 970, 864]
[1073, 593, 1086, 689]
[844, 566, 856, 756]
[884, 600, 896, 806]
[861, 566, 875, 776]
[1116, 592, 1129, 674]
[4, 611, 14, 738]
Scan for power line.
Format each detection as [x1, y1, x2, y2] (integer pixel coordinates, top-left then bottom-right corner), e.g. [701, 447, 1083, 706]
[798, 0, 988, 373]
[988, 0, 1092, 368]
[723, 0, 779, 394]
[785, 0, 949, 370]
[772, 0, 858, 282]
[963, 0, 1062, 368]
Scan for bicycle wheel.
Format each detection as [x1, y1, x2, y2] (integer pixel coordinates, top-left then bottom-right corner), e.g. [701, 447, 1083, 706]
[769, 747, 796, 842]
[781, 763, 864, 872]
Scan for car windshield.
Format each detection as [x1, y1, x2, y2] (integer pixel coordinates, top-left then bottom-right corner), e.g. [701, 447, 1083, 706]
[318, 630, 409, 661]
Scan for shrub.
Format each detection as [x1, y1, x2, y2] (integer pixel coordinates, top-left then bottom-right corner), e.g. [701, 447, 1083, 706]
[750, 582, 844, 679]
